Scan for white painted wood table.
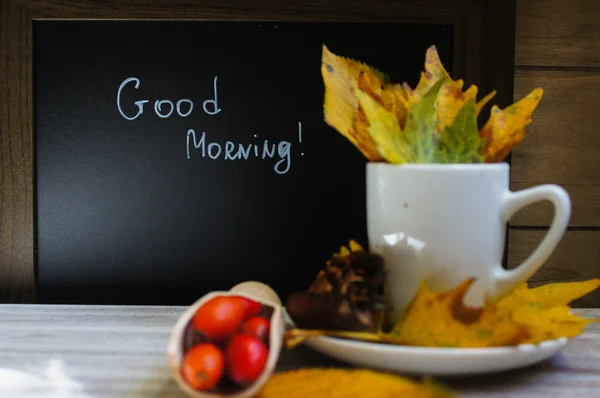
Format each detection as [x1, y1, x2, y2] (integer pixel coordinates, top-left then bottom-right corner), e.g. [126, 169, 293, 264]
[0, 305, 599, 397]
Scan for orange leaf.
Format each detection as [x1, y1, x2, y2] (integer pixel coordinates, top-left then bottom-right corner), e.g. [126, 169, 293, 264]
[479, 88, 543, 162]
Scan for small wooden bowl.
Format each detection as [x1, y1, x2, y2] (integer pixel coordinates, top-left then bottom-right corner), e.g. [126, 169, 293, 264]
[167, 281, 284, 398]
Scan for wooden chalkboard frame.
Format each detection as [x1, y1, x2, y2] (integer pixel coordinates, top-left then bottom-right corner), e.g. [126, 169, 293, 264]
[0, 0, 516, 303]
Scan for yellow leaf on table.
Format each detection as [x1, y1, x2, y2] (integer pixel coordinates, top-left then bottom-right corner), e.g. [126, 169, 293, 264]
[390, 278, 528, 348]
[479, 88, 543, 162]
[256, 368, 457, 398]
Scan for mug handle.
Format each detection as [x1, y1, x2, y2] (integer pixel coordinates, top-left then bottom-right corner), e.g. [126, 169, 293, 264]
[488, 184, 571, 302]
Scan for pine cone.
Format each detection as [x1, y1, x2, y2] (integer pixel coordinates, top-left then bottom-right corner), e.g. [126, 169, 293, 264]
[286, 240, 391, 332]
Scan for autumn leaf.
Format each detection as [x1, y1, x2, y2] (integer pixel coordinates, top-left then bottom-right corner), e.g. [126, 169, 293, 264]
[389, 278, 600, 347]
[435, 97, 486, 163]
[388, 278, 529, 348]
[479, 88, 544, 162]
[408, 45, 452, 103]
[321, 44, 541, 164]
[513, 279, 600, 309]
[355, 88, 411, 163]
[496, 279, 600, 314]
[435, 79, 478, 132]
[321, 45, 389, 161]
[257, 368, 457, 398]
[495, 279, 600, 343]
[285, 275, 600, 349]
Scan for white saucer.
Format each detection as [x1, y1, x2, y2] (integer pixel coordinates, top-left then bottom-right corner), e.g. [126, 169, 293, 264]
[283, 309, 570, 376]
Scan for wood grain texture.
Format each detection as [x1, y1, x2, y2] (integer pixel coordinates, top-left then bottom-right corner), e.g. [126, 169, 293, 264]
[0, 0, 35, 303]
[0, 305, 599, 397]
[509, 68, 600, 226]
[0, 0, 516, 303]
[515, 0, 600, 67]
[510, 183, 600, 227]
[508, 230, 600, 307]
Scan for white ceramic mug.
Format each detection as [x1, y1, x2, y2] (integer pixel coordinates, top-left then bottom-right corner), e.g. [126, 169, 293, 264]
[366, 163, 571, 322]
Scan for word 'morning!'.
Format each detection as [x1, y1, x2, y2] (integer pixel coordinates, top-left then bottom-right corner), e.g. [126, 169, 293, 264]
[186, 122, 302, 175]
[116, 76, 220, 120]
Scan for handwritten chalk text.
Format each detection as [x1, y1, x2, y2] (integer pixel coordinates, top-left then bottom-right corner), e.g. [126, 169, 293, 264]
[116, 76, 303, 175]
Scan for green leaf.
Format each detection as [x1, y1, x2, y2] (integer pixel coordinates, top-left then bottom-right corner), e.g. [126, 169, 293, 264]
[435, 99, 486, 163]
[401, 79, 445, 163]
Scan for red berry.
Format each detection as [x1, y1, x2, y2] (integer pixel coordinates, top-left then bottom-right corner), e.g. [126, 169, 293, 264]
[225, 334, 268, 385]
[235, 296, 262, 319]
[192, 296, 247, 343]
[241, 316, 270, 341]
[181, 343, 224, 391]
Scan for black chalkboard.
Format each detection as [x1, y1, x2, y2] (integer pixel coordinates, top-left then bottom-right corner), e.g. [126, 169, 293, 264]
[34, 21, 452, 305]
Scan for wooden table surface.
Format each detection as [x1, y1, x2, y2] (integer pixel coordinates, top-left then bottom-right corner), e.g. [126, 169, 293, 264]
[0, 305, 599, 397]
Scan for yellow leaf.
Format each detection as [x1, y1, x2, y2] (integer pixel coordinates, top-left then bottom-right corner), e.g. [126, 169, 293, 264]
[479, 88, 543, 162]
[435, 80, 478, 131]
[524, 279, 600, 309]
[476, 90, 496, 117]
[512, 305, 594, 344]
[408, 45, 452, 102]
[321, 45, 387, 161]
[391, 83, 411, 130]
[390, 278, 528, 347]
[256, 368, 457, 398]
[355, 89, 409, 164]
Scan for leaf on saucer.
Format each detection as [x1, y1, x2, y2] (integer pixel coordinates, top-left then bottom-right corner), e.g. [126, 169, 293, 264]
[494, 279, 600, 343]
[512, 305, 594, 344]
[388, 278, 528, 348]
[390, 278, 600, 347]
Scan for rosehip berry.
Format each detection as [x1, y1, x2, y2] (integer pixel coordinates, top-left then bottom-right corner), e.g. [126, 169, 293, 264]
[225, 334, 268, 385]
[192, 296, 247, 343]
[241, 316, 270, 341]
[235, 296, 262, 319]
[181, 343, 224, 391]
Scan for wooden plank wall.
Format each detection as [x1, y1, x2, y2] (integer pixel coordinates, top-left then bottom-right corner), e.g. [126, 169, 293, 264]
[508, 0, 600, 307]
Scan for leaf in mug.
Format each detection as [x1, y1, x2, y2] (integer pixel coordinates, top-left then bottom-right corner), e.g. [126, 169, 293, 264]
[435, 79, 478, 132]
[321, 45, 388, 161]
[400, 79, 446, 163]
[435, 97, 486, 163]
[389, 278, 529, 347]
[355, 89, 410, 164]
[408, 45, 452, 103]
[479, 88, 543, 162]
[476, 90, 497, 117]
